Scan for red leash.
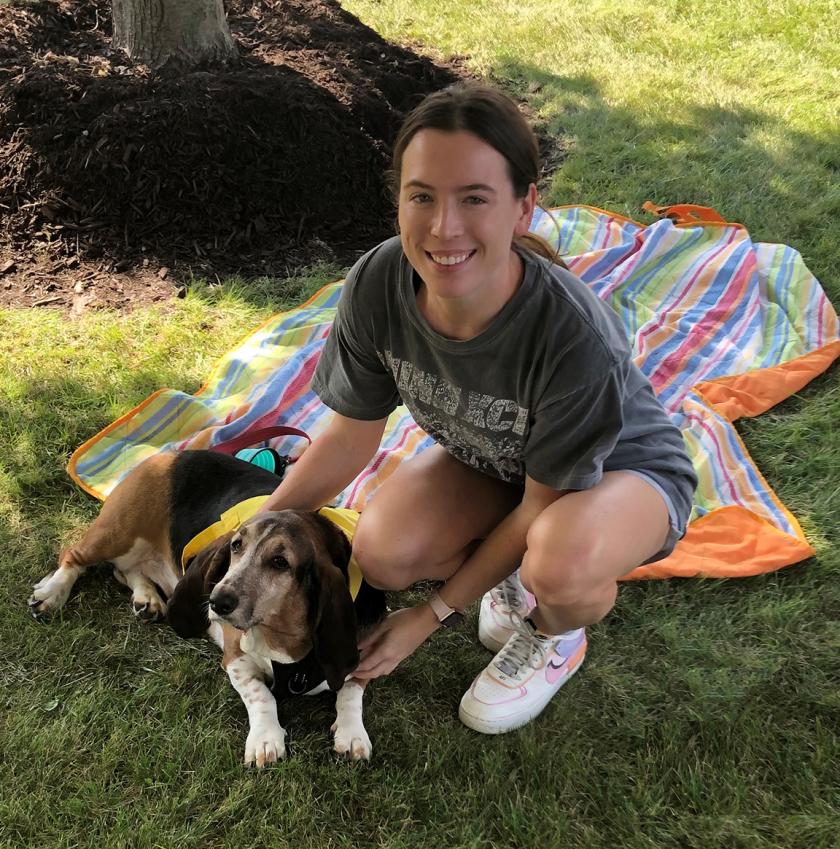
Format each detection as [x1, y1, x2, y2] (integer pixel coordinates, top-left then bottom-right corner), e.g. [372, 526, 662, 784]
[209, 425, 311, 457]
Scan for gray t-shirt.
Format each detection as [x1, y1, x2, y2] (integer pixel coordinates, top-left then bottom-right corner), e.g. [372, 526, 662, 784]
[312, 236, 697, 524]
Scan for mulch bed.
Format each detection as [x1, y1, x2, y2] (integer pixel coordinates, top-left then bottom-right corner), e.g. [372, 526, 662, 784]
[0, 0, 468, 310]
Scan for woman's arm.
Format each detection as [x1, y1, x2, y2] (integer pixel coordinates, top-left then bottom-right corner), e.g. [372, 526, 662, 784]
[258, 412, 388, 512]
[434, 475, 566, 610]
[354, 475, 566, 680]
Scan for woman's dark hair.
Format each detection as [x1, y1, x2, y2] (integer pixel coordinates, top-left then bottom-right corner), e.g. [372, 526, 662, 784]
[391, 82, 565, 267]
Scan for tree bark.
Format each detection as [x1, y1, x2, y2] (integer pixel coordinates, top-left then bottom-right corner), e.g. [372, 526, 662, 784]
[112, 0, 238, 73]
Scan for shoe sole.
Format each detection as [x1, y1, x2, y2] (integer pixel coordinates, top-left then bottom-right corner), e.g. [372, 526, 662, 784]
[458, 648, 586, 735]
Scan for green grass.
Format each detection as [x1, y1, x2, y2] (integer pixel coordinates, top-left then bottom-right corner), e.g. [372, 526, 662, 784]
[344, 0, 840, 295]
[2, 1, 839, 847]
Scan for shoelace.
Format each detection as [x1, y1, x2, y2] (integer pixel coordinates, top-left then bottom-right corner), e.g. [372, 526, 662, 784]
[491, 571, 526, 613]
[494, 612, 551, 679]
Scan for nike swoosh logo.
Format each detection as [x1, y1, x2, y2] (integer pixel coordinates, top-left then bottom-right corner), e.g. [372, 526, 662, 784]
[545, 642, 586, 685]
[545, 658, 569, 685]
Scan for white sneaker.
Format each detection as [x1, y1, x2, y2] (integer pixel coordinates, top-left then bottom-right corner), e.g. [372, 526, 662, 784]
[478, 569, 536, 652]
[459, 615, 587, 735]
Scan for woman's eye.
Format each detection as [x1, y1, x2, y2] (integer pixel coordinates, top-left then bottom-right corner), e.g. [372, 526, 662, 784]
[464, 195, 487, 205]
[409, 193, 431, 203]
[272, 555, 289, 570]
[230, 538, 242, 553]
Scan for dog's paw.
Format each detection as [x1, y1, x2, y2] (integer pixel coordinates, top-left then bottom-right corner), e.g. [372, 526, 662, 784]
[28, 571, 73, 619]
[131, 591, 166, 622]
[244, 721, 286, 768]
[331, 719, 372, 762]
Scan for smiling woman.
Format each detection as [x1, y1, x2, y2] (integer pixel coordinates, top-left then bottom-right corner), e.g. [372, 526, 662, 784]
[392, 85, 565, 341]
[397, 128, 535, 339]
[255, 81, 698, 736]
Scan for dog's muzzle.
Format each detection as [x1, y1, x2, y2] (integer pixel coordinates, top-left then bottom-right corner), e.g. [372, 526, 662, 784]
[209, 587, 239, 617]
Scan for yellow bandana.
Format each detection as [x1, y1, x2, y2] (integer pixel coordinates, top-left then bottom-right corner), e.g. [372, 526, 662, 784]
[180, 498, 362, 600]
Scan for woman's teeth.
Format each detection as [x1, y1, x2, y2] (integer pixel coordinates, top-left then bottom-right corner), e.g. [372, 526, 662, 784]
[430, 251, 472, 266]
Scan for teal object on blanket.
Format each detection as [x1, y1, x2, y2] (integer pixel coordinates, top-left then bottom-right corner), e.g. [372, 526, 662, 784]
[235, 448, 288, 477]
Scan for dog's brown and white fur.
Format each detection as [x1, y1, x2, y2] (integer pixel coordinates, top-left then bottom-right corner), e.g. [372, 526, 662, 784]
[29, 450, 385, 764]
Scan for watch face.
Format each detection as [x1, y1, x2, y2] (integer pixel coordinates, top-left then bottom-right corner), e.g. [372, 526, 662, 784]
[442, 611, 464, 628]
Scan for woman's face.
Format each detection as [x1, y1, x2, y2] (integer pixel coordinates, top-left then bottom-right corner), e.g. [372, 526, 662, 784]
[397, 129, 536, 305]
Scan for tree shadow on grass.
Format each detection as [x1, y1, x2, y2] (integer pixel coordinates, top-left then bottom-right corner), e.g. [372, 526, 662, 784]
[490, 59, 840, 303]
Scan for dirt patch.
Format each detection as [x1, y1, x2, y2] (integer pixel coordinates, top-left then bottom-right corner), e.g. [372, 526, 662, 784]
[0, 0, 468, 310]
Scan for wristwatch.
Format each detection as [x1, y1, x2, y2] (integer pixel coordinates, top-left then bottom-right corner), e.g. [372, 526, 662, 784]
[428, 590, 465, 628]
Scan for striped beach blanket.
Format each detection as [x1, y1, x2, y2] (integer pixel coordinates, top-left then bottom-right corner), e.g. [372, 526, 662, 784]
[69, 204, 840, 580]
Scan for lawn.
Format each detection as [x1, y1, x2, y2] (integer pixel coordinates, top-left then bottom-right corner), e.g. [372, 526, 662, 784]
[1, 1, 838, 848]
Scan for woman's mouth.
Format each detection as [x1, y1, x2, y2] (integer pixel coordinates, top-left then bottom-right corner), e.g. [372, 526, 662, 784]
[427, 250, 476, 268]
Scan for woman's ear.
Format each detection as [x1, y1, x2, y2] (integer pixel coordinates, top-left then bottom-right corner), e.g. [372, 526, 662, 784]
[514, 183, 538, 237]
[167, 532, 233, 638]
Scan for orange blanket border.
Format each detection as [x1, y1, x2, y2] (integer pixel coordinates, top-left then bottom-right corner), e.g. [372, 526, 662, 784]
[68, 388, 170, 502]
[622, 505, 815, 580]
[693, 340, 840, 422]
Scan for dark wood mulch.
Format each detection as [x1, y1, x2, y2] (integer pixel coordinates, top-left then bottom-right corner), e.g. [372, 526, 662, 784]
[0, 0, 467, 309]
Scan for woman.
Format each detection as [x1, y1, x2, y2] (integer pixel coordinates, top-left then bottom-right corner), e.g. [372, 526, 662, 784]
[259, 83, 697, 734]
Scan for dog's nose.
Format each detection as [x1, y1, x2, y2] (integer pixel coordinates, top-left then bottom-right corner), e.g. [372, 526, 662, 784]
[209, 588, 239, 617]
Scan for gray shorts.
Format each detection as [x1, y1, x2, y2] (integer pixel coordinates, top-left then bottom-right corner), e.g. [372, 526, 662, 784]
[623, 469, 689, 564]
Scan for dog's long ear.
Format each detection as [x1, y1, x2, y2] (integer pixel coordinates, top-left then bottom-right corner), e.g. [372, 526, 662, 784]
[308, 511, 352, 576]
[313, 562, 359, 691]
[308, 515, 358, 690]
[167, 532, 233, 638]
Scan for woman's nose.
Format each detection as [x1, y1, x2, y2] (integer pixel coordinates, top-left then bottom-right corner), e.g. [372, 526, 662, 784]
[430, 200, 463, 238]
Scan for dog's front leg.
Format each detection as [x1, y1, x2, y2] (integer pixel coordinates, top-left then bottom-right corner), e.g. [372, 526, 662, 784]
[331, 677, 371, 761]
[226, 656, 286, 766]
[221, 626, 285, 767]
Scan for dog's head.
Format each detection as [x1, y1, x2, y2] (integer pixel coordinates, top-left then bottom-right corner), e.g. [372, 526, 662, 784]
[167, 510, 358, 690]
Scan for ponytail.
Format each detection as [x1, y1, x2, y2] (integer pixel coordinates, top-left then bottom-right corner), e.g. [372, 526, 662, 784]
[513, 207, 569, 270]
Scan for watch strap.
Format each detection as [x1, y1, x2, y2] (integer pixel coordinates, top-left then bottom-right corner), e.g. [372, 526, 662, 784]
[428, 590, 463, 626]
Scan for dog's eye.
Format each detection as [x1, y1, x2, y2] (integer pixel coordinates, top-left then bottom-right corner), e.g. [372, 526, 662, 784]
[230, 538, 242, 553]
[271, 555, 289, 570]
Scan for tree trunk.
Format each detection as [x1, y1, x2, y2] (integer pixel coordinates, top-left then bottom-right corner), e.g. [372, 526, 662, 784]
[112, 0, 238, 73]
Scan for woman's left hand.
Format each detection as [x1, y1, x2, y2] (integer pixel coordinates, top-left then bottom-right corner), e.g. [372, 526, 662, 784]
[353, 604, 440, 681]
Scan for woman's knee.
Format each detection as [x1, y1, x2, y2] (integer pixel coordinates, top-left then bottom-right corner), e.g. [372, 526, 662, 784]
[521, 510, 604, 608]
[352, 510, 422, 591]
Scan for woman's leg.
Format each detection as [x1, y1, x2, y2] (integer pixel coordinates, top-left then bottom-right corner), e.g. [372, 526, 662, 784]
[459, 470, 673, 734]
[520, 470, 672, 633]
[352, 445, 522, 590]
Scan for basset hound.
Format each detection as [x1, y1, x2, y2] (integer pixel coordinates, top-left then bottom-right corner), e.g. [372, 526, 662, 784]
[29, 450, 386, 764]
